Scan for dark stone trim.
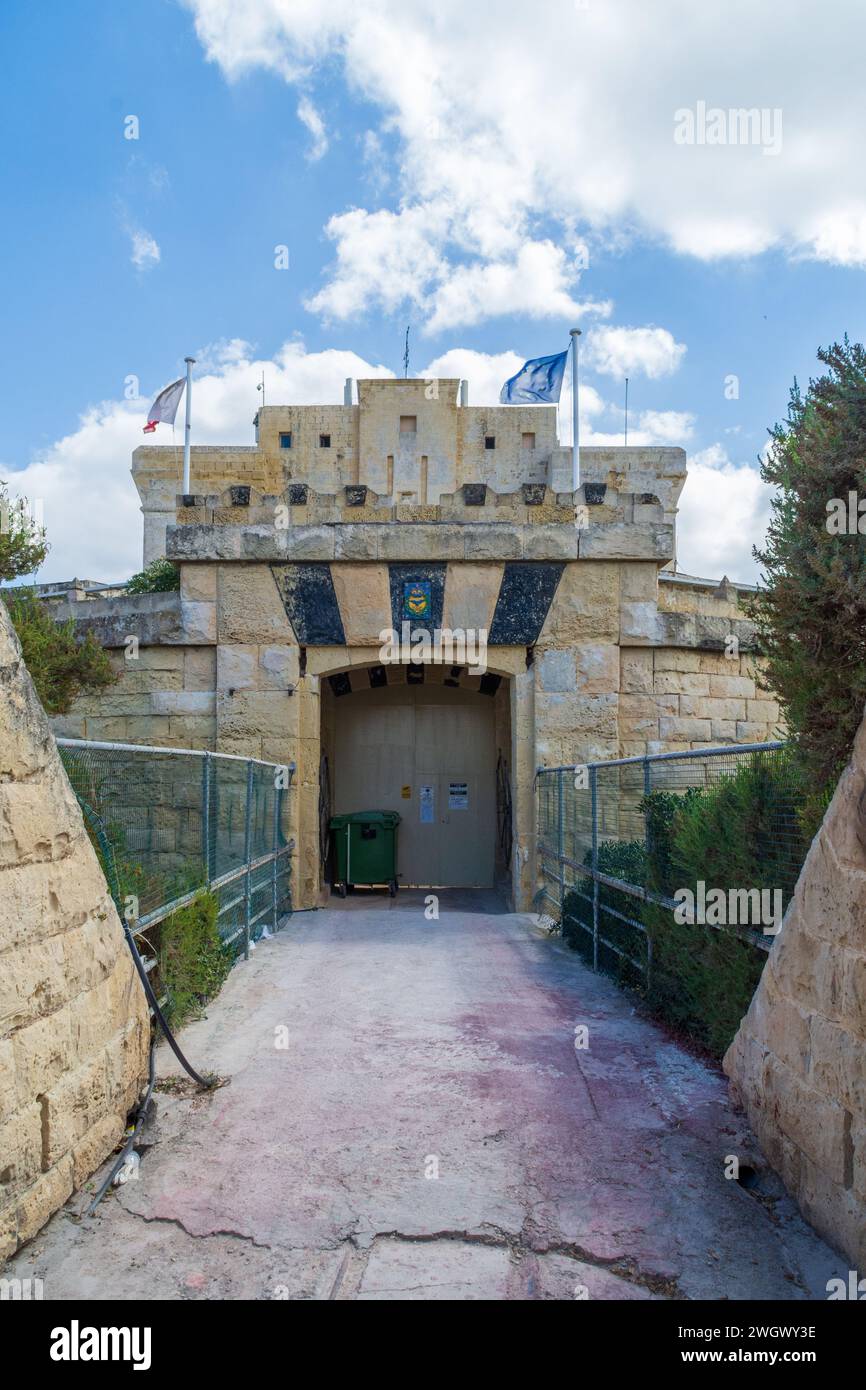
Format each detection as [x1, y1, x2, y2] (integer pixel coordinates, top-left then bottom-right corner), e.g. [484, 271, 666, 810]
[328, 672, 352, 697]
[271, 564, 346, 645]
[488, 562, 565, 645]
[462, 483, 487, 506]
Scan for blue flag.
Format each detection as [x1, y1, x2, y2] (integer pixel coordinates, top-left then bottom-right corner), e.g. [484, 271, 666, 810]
[499, 349, 568, 404]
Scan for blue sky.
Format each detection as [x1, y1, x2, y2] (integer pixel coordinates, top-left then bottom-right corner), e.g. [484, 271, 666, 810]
[2, 0, 865, 583]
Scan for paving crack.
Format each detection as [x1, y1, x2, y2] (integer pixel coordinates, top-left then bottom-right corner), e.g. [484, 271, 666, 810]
[355, 1226, 683, 1298]
[118, 1205, 274, 1252]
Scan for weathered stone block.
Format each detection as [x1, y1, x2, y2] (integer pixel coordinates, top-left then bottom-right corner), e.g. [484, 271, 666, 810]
[179, 599, 216, 644]
[658, 715, 711, 741]
[654, 672, 709, 696]
[180, 564, 218, 603]
[538, 649, 576, 693]
[216, 645, 258, 692]
[217, 565, 294, 644]
[259, 645, 300, 690]
[619, 648, 654, 693]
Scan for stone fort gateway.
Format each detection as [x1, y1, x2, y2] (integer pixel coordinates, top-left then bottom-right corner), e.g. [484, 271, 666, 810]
[53, 374, 780, 911]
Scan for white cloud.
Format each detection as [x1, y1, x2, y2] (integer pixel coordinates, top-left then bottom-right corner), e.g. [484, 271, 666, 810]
[419, 349, 524, 404]
[425, 241, 609, 335]
[297, 95, 328, 161]
[2, 342, 395, 584]
[183, 0, 866, 325]
[676, 445, 774, 583]
[304, 204, 450, 320]
[584, 326, 687, 380]
[128, 226, 160, 271]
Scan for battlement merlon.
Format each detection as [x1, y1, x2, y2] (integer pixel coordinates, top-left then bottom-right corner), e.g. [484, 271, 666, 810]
[131, 376, 687, 565]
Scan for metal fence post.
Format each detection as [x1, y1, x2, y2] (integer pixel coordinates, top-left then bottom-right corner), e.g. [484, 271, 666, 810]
[557, 769, 565, 913]
[590, 764, 599, 972]
[243, 760, 254, 960]
[202, 751, 212, 888]
[272, 776, 280, 933]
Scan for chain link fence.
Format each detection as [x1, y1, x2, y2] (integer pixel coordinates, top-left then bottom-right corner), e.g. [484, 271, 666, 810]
[58, 739, 294, 965]
[537, 742, 809, 998]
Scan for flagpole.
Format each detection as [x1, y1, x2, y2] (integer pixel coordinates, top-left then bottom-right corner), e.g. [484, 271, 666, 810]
[570, 328, 581, 493]
[182, 357, 195, 496]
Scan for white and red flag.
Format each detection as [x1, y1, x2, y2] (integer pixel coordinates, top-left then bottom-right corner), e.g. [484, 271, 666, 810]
[143, 376, 186, 433]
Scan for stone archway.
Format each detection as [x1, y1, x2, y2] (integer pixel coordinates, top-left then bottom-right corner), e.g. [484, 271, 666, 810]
[300, 648, 529, 907]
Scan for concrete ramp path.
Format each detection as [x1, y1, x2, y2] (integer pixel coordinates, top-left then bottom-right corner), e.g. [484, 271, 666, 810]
[7, 891, 843, 1300]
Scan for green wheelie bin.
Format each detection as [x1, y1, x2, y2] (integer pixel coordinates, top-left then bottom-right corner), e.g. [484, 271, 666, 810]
[329, 810, 400, 897]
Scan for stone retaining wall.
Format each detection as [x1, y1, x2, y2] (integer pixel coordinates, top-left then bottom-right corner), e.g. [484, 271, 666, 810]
[725, 707, 866, 1267]
[0, 602, 149, 1261]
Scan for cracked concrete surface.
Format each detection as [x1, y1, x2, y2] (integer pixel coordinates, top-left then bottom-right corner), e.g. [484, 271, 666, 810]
[6, 891, 845, 1300]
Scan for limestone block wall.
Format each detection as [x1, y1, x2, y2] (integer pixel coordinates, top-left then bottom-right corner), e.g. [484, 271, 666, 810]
[53, 646, 216, 748]
[619, 649, 781, 756]
[724, 708, 866, 1267]
[0, 602, 149, 1261]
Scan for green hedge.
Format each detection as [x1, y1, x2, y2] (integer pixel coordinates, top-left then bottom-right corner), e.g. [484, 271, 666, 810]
[560, 751, 809, 1057]
[159, 890, 231, 1027]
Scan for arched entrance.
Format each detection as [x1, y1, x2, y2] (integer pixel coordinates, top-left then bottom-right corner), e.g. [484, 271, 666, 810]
[321, 662, 510, 890]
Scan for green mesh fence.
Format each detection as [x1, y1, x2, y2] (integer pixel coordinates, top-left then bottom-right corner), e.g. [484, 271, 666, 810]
[58, 739, 293, 954]
[537, 741, 809, 988]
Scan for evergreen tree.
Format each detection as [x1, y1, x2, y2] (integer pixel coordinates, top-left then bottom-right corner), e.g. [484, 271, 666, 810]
[751, 338, 866, 812]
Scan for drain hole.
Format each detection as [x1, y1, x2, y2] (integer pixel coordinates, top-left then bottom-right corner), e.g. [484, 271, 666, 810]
[736, 1164, 760, 1189]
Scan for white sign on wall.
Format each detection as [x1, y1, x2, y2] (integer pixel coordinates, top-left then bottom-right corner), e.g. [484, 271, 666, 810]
[419, 784, 435, 824]
[448, 782, 469, 810]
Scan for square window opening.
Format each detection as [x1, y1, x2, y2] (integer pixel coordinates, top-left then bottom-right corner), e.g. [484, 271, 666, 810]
[279, 432, 292, 449]
[319, 433, 331, 448]
[484, 435, 496, 450]
[399, 415, 417, 434]
[522, 432, 536, 449]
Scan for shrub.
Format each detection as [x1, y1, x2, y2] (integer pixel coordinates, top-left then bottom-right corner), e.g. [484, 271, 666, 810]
[562, 838, 648, 987]
[159, 891, 230, 1027]
[0, 481, 48, 582]
[640, 752, 809, 1056]
[126, 558, 180, 594]
[750, 338, 866, 827]
[560, 754, 810, 1058]
[3, 588, 117, 714]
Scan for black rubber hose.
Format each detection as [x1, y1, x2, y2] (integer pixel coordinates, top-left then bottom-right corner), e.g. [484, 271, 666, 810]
[86, 1038, 157, 1216]
[122, 918, 213, 1089]
[86, 925, 214, 1216]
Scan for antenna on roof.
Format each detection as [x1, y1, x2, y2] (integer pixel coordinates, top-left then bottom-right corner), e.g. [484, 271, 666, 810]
[403, 326, 410, 378]
[624, 377, 629, 446]
[257, 371, 265, 409]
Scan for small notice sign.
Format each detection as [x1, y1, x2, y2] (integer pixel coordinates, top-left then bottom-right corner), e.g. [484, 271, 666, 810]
[401, 785, 412, 799]
[419, 784, 435, 824]
[448, 782, 469, 810]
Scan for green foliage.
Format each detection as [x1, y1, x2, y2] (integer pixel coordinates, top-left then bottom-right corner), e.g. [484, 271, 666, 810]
[159, 891, 230, 1027]
[3, 588, 117, 714]
[641, 753, 808, 1056]
[563, 838, 648, 987]
[561, 754, 810, 1058]
[0, 481, 48, 582]
[750, 338, 866, 821]
[126, 558, 180, 594]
